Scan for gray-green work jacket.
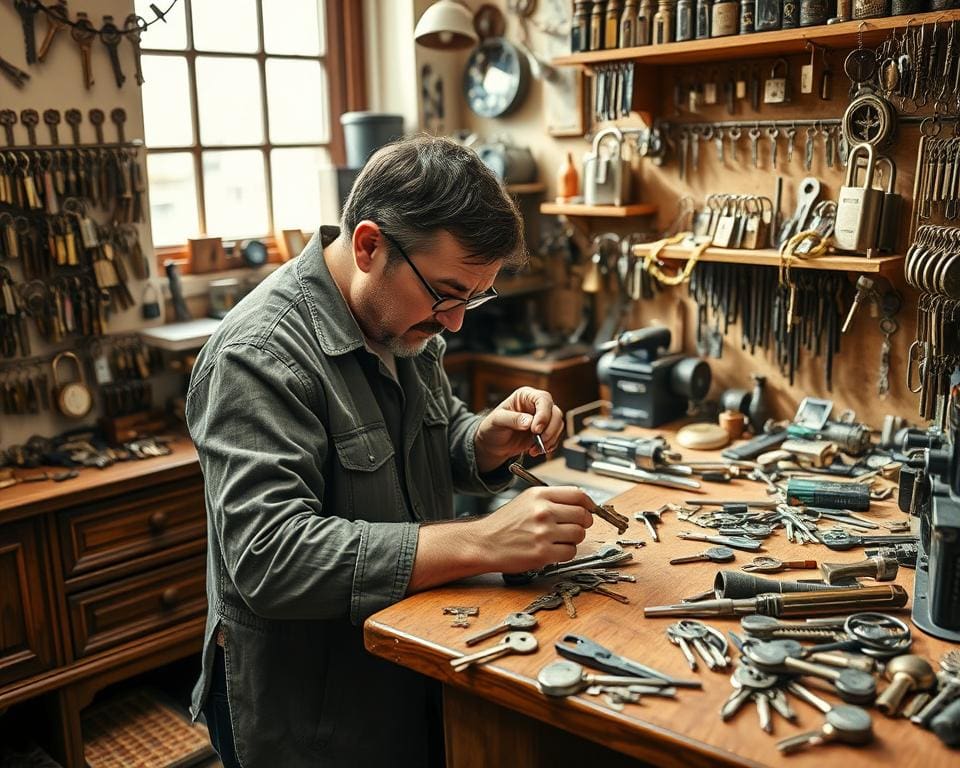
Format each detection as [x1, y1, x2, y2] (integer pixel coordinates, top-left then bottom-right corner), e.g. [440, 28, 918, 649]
[186, 227, 510, 766]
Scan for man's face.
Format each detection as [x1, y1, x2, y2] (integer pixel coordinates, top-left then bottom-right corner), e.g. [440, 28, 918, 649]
[354, 227, 502, 357]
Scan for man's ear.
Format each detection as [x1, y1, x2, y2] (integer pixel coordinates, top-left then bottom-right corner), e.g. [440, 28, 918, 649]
[352, 220, 382, 274]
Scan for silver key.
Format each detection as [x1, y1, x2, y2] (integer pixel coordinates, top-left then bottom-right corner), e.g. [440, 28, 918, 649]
[756, 688, 773, 733]
[776, 705, 874, 753]
[554, 581, 581, 618]
[537, 659, 669, 698]
[722, 664, 777, 720]
[787, 680, 834, 713]
[767, 688, 798, 722]
[667, 624, 698, 670]
[464, 612, 537, 646]
[450, 631, 538, 671]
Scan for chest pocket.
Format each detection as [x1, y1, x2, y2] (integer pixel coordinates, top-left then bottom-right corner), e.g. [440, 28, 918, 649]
[330, 424, 403, 521]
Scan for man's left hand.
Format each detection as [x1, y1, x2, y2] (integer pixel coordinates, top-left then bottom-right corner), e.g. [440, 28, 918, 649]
[474, 387, 564, 474]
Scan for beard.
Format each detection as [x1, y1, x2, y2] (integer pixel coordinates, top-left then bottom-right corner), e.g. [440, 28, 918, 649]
[383, 321, 445, 357]
[356, 281, 444, 357]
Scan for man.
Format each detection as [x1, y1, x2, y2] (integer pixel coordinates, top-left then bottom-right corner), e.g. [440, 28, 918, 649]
[186, 135, 596, 767]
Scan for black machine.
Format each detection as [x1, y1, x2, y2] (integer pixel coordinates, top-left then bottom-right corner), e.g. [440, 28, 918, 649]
[897, 385, 960, 642]
[596, 327, 711, 428]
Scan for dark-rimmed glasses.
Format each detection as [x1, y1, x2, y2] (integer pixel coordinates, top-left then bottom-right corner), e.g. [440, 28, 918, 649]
[379, 230, 498, 314]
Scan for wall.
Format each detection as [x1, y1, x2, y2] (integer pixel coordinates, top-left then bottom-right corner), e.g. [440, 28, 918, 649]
[413, 0, 925, 429]
[0, 0, 162, 447]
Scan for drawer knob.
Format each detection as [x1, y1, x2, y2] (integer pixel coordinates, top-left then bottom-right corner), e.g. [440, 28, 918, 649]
[161, 587, 180, 607]
[149, 510, 168, 532]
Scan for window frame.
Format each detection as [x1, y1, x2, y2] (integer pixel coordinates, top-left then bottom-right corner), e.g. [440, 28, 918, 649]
[144, 0, 365, 269]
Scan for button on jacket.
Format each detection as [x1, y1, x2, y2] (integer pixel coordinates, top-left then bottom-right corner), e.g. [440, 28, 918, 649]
[186, 226, 510, 766]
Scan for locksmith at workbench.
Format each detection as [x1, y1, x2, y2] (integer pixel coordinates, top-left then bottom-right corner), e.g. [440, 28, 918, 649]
[186, 135, 597, 767]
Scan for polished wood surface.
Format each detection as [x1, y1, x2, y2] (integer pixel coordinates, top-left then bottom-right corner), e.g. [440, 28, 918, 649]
[365, 430, 959, 768]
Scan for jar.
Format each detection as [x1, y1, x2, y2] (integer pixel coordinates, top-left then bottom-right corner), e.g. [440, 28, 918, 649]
[781, 0, 800, 27]
[572, 0, 592, 51]
[711, 0, 739, 36]
[696, 0, 713, 36]
[677, 0, 695, 39]
[755, 0, 781, 30]
[739, 0, 754, 32]
[799, 0, 829, 25]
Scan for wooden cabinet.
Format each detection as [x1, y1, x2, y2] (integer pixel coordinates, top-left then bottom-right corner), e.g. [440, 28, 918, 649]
[466, 353, 598, 414]
[0, 517, 57, 688]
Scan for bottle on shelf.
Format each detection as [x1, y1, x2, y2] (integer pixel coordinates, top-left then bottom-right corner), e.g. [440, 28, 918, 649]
[590, 0, 607, 50]
[606, 0, 624, 47]
[677, 0, 696, 40]
[696, 0, 713, 37]
[638, 0, 657, 43]
[710, 0, 739, 36]
[572, 0, 592, 52]
[620, 0, 640, 46]
[653, 0, 677, 44]
[755, 0, 782, 31]
[782, 0, 800, 27]
[799, 0, 829, 26]
[739, 0, 754, 32]
[556, 152, 580, 203]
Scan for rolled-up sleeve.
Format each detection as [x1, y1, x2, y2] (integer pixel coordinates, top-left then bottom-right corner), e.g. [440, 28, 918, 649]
[186, 343, 419, 624]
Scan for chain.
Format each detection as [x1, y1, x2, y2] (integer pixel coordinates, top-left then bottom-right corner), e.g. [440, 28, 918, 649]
[20, 0, 179, 35]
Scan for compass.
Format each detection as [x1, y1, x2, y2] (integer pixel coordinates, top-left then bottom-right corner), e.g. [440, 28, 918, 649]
[842, 90, 896, 148]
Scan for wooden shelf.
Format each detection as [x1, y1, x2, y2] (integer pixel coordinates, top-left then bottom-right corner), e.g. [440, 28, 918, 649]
[638, 243, 905, 273]
[552, 11, 960, 67]
[540, 202, 658, 217]
[505, 182, 546, 195]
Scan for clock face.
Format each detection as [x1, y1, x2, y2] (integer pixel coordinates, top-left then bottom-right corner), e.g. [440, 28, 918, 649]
[463, 38, 529, 118]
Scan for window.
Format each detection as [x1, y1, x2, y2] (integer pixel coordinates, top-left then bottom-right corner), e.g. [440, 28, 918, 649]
[139, 0, 341, 250]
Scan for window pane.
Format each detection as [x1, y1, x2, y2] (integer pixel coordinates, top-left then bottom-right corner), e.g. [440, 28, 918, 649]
[136, 0, 187, 50]
[203, 150, 269, 239]
[264, 0, 321, 55]
[191, 0, 259, 52]
[271, 148, 331, 231]
[196, 57, 263, 146]
[146, 153, 199, 246]
[266, 60, 328, 144]
[141, 56, 194, 147]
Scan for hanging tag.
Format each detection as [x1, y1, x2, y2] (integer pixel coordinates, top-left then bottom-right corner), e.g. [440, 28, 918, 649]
[704, 81, 718, 105]
[93, 352, 114, 385]
[79, 217, 99, 249]
[800, 63, 814, 94]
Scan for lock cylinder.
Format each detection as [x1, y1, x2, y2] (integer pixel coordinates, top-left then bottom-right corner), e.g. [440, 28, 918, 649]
[834, 142, 884, 252]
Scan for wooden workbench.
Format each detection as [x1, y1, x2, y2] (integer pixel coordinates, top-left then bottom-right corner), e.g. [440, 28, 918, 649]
[364, 431, 959, 768]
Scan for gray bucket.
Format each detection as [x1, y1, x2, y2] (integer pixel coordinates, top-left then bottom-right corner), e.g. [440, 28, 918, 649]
[340, 112, 404, 169]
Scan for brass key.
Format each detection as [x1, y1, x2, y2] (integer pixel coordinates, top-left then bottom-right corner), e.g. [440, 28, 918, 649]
[14, 0, 39, 64]
[19, 110, 39, 146]
[43, 109, 61, 146]
[65, 109, 82, 145]
[89, 109, 105, 144]
[37, 0, 69, 62]
[0, 111, 17, 147]
[110, 108, 127, 143]
[71, 12, 97, 90]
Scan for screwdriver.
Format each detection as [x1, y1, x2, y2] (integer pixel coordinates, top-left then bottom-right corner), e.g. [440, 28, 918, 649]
[509, 463, 630, 534]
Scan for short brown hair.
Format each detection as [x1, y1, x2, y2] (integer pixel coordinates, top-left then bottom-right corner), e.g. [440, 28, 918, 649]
[340, 134, 527, 268]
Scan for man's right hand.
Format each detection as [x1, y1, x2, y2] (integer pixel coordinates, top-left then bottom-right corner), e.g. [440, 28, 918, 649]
[469, 486, 595, 573]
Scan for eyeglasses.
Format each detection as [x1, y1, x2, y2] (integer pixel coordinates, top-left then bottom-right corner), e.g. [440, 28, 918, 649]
[379, 230, 498, 314]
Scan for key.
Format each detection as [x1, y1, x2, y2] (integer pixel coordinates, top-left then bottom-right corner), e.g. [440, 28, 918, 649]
[816, 530, 918, 551]
[755, 687, 773, 732]
[669, 545, 736, 565]
[722, 664, 777, 720]
[0, 111, 17, 147]
[111, 108, 127, 143]
[677, 531, 763, 552]
[538, 659, 669, 698]
[0, 54, 30, 88]
[555, 581, 581, 618]
[449, 631, 538, 671]
[523, 592, 564, 614]
[43, 109, 61, 146]
[674, 621, 723, 670]
[804, 126, 816, 171]
[785, 126, 797, 164]
[19, 110, 39, 146]
[71, 13, 97, 90]
[667, 624, 698, 670]
[787, 680, 833, 713]
[15, 0, 39, 64]
[89, 109, 105, 144]
[841, 275, 876, 333]
[65, 109, 82, 145]
[464, 611, 537, 646]
[569, 572, 630, 604]
[556, 633, 703, 688]
[741, 556, 818, 573]
[714, 127, 725, 162]
[124, 14, 146, 86]
[767, 127, 779, 169]
[749, 127, 761, 168]
[776, 705, 873, 753]
[100, 16, 126, 89]
[37, 0, 69, 62]
[727, 126, 740, 163]
[635, 511, 660, 542]
[615, 538, 646, 548]
[767, 688, 798, 722]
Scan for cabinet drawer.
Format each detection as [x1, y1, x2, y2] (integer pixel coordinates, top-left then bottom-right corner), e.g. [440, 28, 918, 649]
[59, 479, 206, 578]
[0, 518, 58, 686]
[68, 555, 207, 658]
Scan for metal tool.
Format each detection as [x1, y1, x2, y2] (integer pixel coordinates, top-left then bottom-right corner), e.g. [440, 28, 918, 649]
[742, 556, 818, 573]
[677, 531, 763, 552]
[589, 460, 703, 491]
[643, 584, 909, 618]
[508, 463, 630, 533]
[669, 546, 736, 565]
[555, 633, 702, 688]
[820, 554, 899, 584]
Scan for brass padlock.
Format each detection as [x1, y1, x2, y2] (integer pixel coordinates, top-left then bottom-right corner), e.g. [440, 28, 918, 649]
[834, 142, 883, 253]
[763, 58, 790, 103]
[741, 196, 770, 249]
[52, 351, 93, 419]
[712, 196, 739, 247]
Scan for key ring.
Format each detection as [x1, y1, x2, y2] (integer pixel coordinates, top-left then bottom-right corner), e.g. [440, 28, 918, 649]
[843, 612, 911, 651]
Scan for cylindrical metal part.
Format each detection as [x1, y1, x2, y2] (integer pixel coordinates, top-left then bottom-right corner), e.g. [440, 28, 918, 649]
[852, 0, 888, 17]
[820, 555, 899, 585]
[769, 585, 910, 617]
[786, 478, 871, 511]
[738, 0, 754, 32]
[696, 0, 712, 36]
[715, 570, 853, 599]
[781, 0, 800, 27]
[710, 0, 738, 36]
[676, 0, 695, 39]
[799, 0, 829, 24]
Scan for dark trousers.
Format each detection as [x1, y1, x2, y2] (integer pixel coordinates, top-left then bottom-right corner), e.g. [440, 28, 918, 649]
[202, 645, 241, 768]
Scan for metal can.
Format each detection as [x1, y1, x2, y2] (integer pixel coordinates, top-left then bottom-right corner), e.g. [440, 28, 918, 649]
[852, 0, 888, 18]
[781, 0, 800, 27]
[711, 0, 739, 36]
[800, 0, 829, 25]
[697, 0, 713, 36]
[755, 0, 781, 31]
[677, 0, 695, 39]
[739, 0, 754, 33]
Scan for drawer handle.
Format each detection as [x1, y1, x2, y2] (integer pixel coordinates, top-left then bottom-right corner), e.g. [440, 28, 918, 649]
[161, 587, 180, 607]
[149, 511, 168, 532]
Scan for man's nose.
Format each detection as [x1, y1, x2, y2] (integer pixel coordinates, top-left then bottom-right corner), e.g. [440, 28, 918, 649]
[435, 305, 466, 333]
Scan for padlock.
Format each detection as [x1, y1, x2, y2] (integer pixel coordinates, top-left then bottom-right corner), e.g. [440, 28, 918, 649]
[741, 196, 770, 249]
[51, 351, 93, 419]
[874, 155, 901, 253]
[142, 282, 162, 320]
[584, 127, 631, 206]
[763, 58, 790, 104]
[834, 142, 883, 253]
[712, 196, 739, 247]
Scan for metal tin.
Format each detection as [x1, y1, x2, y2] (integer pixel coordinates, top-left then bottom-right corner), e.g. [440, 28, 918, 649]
[638, 0, 656, 44]
[711, 0, 739, 36]
[653, 0, 676, 43]
[781, 0, 800, 27]
[852, 0, 887, 18]
[590, 0, 607, 49]
[739, 0, 754, 33]
[572, 0, 592, 52]
[677, 0, 695, 40]
[800, 0, 829, 25]
[890, 0, 922, 11]
[755, 0, 781, 31]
